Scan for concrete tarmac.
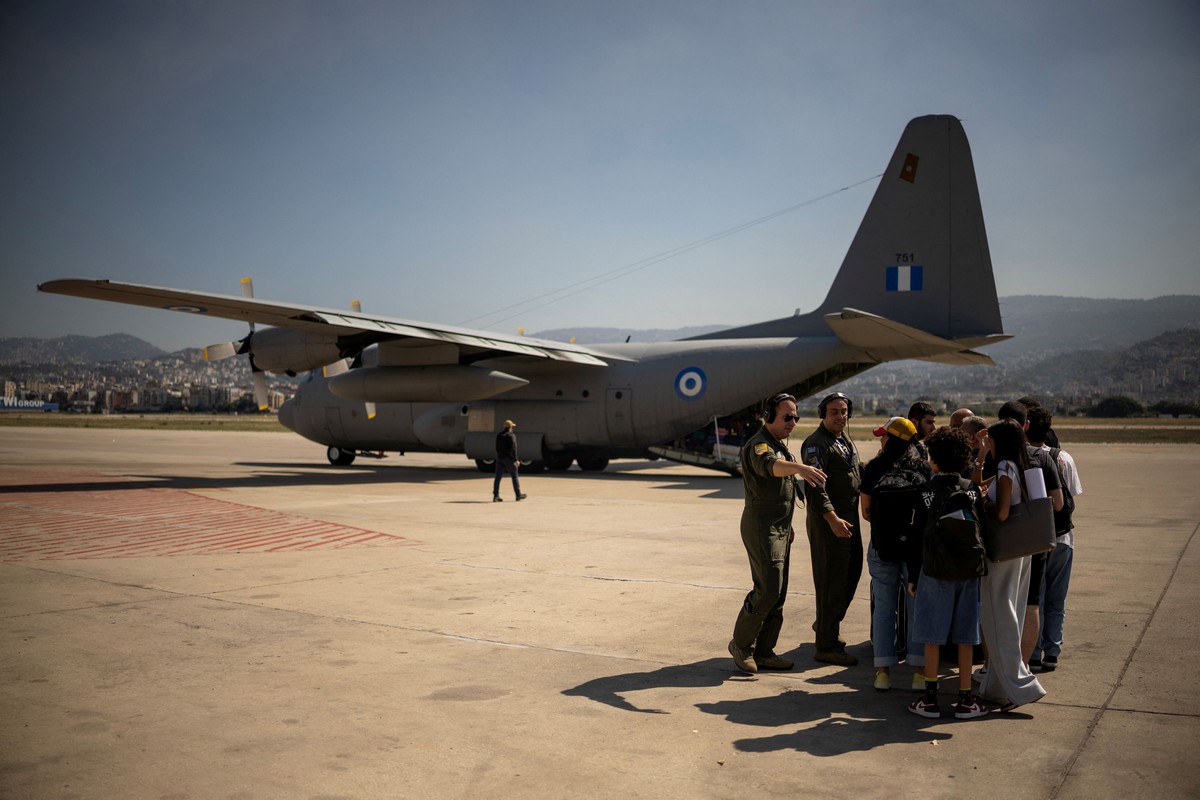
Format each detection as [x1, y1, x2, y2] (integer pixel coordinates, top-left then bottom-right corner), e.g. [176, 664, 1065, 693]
[1, 428, 1197, 799]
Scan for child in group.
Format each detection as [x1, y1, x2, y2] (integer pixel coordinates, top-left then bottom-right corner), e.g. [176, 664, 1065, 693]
[907, 426, 990, 720]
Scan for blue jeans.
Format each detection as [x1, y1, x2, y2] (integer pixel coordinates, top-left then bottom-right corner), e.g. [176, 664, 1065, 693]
[867, 545, 923, 667]
[493, 457, 521, 497]
[1037, 541, 1074, 659]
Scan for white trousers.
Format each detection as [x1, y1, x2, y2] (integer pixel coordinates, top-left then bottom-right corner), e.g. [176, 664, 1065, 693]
[979, 555, 1046, 707]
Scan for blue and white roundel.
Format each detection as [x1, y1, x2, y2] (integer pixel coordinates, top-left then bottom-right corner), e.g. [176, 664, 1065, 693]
[674, 366, 707, 400]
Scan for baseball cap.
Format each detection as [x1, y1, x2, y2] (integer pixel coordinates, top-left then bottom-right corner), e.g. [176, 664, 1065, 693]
[873, 416, 916, 441]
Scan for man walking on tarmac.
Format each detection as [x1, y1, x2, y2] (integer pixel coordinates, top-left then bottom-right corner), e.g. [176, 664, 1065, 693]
[802, 392, 865, 666]
[728, 393, 828, 673]
[494, 419, 527, 502]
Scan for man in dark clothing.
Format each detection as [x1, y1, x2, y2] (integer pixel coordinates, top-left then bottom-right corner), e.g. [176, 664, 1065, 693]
[802, 392, 864, 666]
[907, 401, 938, 461]
[728, 393, 828, 674]
[494, 419, 527, 502]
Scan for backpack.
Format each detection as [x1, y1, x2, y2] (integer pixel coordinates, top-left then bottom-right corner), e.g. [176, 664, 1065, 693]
[1049, 447, 1075, 534]
[869, 461, 929, 563]
[921, 475, 987, 582]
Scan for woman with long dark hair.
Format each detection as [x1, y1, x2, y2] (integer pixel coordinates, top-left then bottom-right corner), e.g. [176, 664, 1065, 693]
[977, 419, 1046, 709]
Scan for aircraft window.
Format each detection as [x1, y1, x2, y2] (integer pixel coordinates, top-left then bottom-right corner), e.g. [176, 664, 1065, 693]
[555, 390, 563, 397]
[582, 390, 589, 398]
[615, 391, 623, 399]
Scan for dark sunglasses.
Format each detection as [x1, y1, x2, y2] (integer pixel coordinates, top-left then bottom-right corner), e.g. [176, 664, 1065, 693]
[783, 414, 801, 423]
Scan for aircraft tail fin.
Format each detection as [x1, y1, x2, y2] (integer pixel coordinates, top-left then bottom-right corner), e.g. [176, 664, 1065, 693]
[690, 115, 1004, 343]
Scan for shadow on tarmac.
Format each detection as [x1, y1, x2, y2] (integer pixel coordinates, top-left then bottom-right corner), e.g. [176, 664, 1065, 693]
[562, 656, 1037, 755]
[0, 459, 743, 499]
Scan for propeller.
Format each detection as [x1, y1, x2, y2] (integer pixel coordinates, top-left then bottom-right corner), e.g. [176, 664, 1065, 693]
[203, 277, 269, 411]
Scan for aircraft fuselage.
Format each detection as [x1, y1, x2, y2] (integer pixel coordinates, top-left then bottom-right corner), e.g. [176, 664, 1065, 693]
[278, 336, 859, 462]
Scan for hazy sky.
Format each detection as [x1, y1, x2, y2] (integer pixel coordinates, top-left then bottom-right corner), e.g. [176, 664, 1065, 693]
[3, 1, 1198, 351]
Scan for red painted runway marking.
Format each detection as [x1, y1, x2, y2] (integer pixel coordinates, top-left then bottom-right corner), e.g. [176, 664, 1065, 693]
[0, 471, 415, 561]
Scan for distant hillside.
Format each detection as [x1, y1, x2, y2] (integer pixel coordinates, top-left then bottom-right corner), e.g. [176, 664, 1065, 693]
[0, 334, 165, 364]
[988, 295, 1200, 358]
[835, 325, 1199, 404]
[1024, 327, 1199, 398]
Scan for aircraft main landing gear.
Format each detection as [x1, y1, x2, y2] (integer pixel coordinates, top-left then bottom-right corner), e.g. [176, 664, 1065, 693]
[327, 446, 356, 466]
[576, 456, 609, 472]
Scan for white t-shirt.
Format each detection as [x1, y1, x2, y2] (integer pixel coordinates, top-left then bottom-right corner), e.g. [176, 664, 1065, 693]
[987, 460, 1023, 506]
[1040, 444, 1083, 549]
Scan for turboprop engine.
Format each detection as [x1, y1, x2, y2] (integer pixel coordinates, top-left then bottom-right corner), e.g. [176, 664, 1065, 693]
[232, 327, 344, 374]
[326, 365, 529, 403]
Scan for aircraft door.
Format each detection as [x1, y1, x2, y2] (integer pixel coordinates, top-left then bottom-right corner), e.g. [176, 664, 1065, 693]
[605, 388, 635, 446]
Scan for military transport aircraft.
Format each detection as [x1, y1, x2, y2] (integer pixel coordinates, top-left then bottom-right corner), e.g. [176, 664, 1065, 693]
[39, 114, 1009, 473]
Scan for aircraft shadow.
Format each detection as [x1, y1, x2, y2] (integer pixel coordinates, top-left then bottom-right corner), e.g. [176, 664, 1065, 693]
[0, 459, 742, 498]
[561, 654, 1027, 755]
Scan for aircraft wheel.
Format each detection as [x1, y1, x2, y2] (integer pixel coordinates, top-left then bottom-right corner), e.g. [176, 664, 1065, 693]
[474, 458, 495, 473]
[577, 456, 609, 472]
[544, 454, 574, 471]
[327, 446, 356, 466]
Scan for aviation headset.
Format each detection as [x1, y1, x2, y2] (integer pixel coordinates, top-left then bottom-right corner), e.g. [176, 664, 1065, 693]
[764, 393, 797, 423]
[818, 392, 854, 419]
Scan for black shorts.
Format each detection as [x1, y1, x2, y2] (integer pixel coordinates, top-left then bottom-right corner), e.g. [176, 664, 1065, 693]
[1026, 552, 1046, 605]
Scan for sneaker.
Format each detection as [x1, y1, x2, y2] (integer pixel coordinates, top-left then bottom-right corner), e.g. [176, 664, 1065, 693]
[1040, 655, 1058, 672]
[493, 496, 503, 502]
[874, 670, 891, 691]
[814, 649, 858, 667]
[1029, 656, 1042, 670]
[912, 672, 927, 692]
[728, 639, 757, 674]
[908, 696, 941, 719]
[954, 694, 990, 719]
[755, 652, 794, 670]
[516, 493, 528, 501]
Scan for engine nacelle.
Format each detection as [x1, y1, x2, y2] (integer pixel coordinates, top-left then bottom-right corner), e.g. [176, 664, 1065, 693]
[248, 327, 344, 374]
[327, 365, 529, 402]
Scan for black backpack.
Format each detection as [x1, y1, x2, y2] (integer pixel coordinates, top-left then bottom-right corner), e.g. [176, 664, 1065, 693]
[1049, 447, 1075, 534]
[869, 461, 929, 562]
[921, 475, 987, 582]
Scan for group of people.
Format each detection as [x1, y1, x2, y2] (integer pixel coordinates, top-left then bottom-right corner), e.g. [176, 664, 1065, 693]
[728, 393, 1082, 721]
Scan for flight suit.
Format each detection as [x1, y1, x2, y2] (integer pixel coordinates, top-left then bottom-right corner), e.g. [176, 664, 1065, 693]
[802, 424, 864, 653]
[731, 426, 801, 658]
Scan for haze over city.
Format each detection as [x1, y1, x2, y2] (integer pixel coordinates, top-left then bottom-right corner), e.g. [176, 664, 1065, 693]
[3, 1, 1198, 353]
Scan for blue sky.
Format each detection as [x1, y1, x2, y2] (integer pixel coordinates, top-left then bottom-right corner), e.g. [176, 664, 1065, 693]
[3, 1, 1198, 351]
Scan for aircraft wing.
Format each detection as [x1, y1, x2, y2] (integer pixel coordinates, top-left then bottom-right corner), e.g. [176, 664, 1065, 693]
[824, 308, 1012, 366]
[37, 278, 624, 366]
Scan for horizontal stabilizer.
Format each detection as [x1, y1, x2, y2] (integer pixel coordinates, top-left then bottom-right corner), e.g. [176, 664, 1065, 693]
[824, 308, 1011, 365]
[916, 349, 996, 366]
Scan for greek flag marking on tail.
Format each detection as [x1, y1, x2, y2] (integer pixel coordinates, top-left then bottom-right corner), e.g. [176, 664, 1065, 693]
[886, 265, 924, 292]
